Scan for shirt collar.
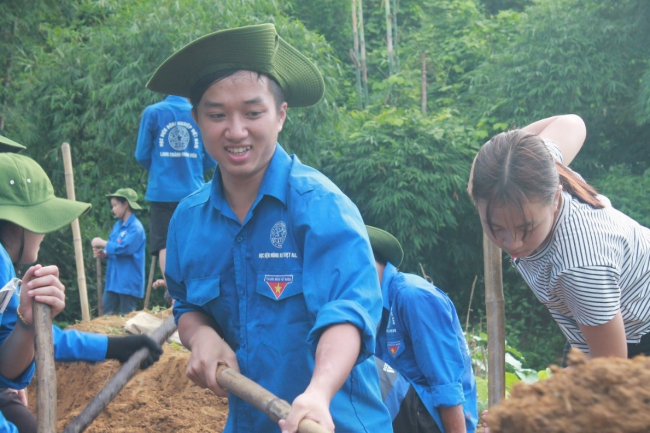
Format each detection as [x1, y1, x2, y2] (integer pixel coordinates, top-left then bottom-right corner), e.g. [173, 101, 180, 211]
[210, 143, 291, 213]
[381, 261, 399, 310]
[165, 95, 188, 104]
[119, 213, 135, 228]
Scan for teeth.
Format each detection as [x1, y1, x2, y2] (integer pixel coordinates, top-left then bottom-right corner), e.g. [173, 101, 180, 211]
[227, 146, 251, 155]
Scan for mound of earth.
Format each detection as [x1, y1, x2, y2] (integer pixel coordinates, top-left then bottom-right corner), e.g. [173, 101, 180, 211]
[26, 310, 228, 432]
[487, 349, 650, 433]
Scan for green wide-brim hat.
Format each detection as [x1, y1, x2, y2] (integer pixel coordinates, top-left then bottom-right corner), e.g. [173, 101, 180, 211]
[366, 225, 404, 267]
[0, 153, 91, 233]
[106, 188, 142, 210]
[146, 23, 325, 108]
[0, 135, 26, 153]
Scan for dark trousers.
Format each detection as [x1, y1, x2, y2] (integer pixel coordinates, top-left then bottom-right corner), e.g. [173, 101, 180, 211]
[392, 385, 442, 433]
[102, 291, 138, 315]
[0, 389, 36, 433]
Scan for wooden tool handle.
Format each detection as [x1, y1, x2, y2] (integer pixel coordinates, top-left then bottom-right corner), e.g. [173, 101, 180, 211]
[33, 302, 57, 433]
[62, 316, 177, 433]
[216, 365, 330, 433]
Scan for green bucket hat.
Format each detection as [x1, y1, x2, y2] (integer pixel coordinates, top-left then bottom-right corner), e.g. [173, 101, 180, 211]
[0, 153, 91, 233]
[0, 134, 26, 153]
[106, 188, 142, 210]
[146, 23, 325, 108]
[366, 225, 404, 267]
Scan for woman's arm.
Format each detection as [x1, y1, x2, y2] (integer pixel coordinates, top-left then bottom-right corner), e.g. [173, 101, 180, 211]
[522, 115, 586, 165]
[578, 310, 628, 359]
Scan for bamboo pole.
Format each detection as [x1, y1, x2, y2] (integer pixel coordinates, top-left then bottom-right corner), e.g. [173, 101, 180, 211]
[385, 0, 394, 76]
[33, 302, 56, 433]
[357, 0, 369, 106]
[61, 142, 90, 323]
[484, 233, 505, 406]
[351, 0, 363, 108]
[62, 316, 177, 433]
[96, 257, 103, 316]
[143, 255, 157, 310]
[216, 365, 329, 433]
[392, 0, 399, 73]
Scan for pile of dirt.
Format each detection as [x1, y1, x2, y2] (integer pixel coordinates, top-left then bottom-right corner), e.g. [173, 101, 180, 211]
[487, 349, 650, 433]
[26, 310, 228, 432]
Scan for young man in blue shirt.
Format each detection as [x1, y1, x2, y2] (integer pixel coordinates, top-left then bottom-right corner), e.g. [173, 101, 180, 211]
[368, 225, 478, 433]
[134, 95, 216, 292]
[92, 188, 146, 315]
[146, 24, 391, 432]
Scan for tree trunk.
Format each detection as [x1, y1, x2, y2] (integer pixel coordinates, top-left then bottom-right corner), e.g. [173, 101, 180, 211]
[393, 0, 399, 73]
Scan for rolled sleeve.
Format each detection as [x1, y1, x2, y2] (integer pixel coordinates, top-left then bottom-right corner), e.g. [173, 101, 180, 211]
[420, 382, 465, 408]
[401, 286, 468, 408]
[307, 299, 377, 364]
[297, 189, 382, 365]
[557, 266, 621, 326]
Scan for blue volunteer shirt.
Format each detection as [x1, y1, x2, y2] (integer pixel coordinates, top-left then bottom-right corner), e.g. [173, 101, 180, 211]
[0, 413, 17, 433]
[166, 144, 392, 433]
[376, 262, 478, 433]
[104, 213, 146, 298]
[0, 244, 107, 391]
[134, 95, 216, 202]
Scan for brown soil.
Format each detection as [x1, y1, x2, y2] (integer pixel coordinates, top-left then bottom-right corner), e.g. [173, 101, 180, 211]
[26, 310, 228, 432]
[487, 349, 650, 433]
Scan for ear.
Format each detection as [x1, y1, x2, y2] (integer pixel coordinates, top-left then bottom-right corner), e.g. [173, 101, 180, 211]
[553, 184, 563, 210]
[277, 102, 288, 132]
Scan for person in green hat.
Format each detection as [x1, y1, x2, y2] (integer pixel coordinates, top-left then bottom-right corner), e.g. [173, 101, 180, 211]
[92, 188, 146, 316]
[0, 152, 162, 433]
[367, 225, 478, 433]
[148, 23, 392, 433]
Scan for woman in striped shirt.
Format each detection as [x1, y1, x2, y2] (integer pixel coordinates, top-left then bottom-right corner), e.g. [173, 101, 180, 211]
[468, 114, 650, 360]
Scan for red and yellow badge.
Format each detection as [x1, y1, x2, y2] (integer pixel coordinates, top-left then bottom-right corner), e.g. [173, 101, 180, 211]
[264, 275, 294, 300]
[388, 342, 401, 357]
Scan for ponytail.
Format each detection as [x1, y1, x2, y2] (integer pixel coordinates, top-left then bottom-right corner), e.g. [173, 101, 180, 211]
[556, 163, 604, 209]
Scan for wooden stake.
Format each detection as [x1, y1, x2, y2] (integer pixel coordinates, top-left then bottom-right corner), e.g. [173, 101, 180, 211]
[96, 257, 103, 316]
[483, 233, 505, 406]
[216, 365, 329, 433]
[143, 255, 157, 310]
[33, 302, 56, 433]
[61, 142, 90, 323]
[62, 316, 177, 433]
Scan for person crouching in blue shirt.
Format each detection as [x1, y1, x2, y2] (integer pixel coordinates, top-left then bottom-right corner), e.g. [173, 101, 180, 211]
[146, 24, 392, 433]
[0, 145, 162, 433]
[92, 188, 146, 315]
[368, 225, 478, 433]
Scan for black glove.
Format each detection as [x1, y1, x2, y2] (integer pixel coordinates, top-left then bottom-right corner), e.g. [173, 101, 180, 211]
[105, 335, 163, 370]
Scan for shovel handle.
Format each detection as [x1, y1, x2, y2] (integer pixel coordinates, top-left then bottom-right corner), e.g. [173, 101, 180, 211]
[216, 365, 330, 433]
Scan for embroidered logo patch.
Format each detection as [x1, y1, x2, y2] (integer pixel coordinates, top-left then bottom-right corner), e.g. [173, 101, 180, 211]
[388, 342, 401, 357]
[264, 275, 293, 299]
[270, 221, 287, 249]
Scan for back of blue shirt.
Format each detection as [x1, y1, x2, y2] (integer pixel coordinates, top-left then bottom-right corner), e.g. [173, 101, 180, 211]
[134, 95, 216, 202]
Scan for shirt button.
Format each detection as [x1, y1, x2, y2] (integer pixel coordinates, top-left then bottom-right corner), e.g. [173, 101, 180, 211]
[236, 236, 243, 242]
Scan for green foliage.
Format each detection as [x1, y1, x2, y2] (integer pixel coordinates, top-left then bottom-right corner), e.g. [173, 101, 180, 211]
[320, 107, 479, 278]
[4, 0, 343, 321]
[596, 165, 650, 228]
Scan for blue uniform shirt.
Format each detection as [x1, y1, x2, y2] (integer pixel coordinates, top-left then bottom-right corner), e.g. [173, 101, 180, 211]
[376, 262, 478, 433]
[104, 213, 146, 298]
[0, 244, 108, 391]
[134, 95, 216, 202]
[166, 144, 392, 433]
[0, 413, 17, 433]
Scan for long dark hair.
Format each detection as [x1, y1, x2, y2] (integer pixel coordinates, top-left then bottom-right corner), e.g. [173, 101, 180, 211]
[470, 129, 604, 236]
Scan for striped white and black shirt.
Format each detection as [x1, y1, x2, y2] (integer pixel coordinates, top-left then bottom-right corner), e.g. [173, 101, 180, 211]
[514, 141, 650, 353]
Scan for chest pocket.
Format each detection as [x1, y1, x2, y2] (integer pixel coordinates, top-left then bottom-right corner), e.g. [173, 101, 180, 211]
[255, 272, 311, 356]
